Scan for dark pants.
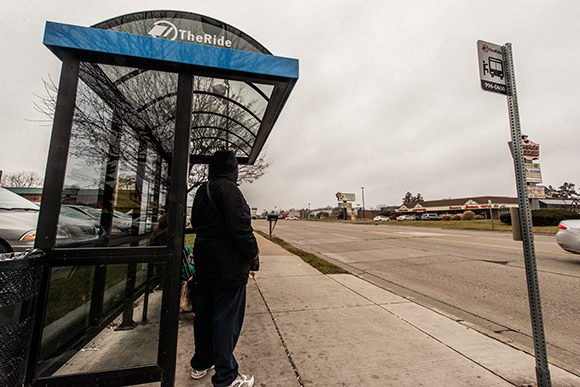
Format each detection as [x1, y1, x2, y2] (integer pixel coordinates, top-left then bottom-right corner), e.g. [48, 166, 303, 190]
[190, 283, 246, 387]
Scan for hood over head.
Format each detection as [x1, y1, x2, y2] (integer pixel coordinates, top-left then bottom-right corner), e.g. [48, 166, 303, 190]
[209, 150, 238, 183]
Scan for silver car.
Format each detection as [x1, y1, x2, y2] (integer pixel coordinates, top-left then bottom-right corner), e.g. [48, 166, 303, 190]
[556, 219, 580, 254]
[0, 187, 101, 253]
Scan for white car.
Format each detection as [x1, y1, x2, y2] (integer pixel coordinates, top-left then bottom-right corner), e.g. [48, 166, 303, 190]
[0, 187, 102, 252]
[556, 219, 580, 254]
[373, 215, 390, 222]
[286, 216, 298, 220]
[397, 215, 416, 221]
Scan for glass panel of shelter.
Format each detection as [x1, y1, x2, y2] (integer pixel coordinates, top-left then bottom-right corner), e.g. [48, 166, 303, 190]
[57, 65, 174, 248]
[37, 63, 174, 377]
[55, 65, 274, 250]
[37, 263, 161, 377]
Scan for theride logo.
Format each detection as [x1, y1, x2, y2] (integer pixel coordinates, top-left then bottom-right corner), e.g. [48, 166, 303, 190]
[481, 43, 501, 55]
[148, 20, 233, 48]
[148, 21, 178, 40]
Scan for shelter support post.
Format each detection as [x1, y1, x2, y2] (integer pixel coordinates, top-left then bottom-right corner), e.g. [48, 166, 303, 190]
[157, 72, 194, 387]
[26, 53, 80, 385]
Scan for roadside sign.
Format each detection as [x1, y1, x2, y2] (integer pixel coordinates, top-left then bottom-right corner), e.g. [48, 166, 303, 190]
[528, 185, 546, 199]
[508, 138, 541, 161]
[522, 138, 540, 160]
[477, 40, 507, 95]
[525, 163, 542, 183]
[338, 202, 352, 208]
[335, 192, 355, 201]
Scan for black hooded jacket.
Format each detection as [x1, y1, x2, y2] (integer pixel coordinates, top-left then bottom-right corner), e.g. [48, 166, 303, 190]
[192, 151, 259, 287]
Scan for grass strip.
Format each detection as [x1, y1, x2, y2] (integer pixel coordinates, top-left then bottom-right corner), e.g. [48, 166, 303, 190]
[356, 220, 558, 234]
[255, 230, 349, 275]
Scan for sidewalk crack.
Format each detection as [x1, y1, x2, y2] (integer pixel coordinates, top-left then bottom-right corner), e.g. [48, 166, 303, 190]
[251, 276, 304, 386]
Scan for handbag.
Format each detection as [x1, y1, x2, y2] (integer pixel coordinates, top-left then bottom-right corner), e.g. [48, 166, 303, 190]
[180, 281, 193, 312]
[206, 180, 260, 271]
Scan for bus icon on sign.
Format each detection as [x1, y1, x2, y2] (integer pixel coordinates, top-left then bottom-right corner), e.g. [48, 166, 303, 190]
[482, 55, 504, 80]
[487, 57, 504, 80]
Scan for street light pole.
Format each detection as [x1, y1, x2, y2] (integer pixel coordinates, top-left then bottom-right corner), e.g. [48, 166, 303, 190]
[361, 187, 365, 219]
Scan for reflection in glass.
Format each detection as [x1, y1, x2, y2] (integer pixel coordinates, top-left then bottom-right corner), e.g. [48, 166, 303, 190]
[55, 61, 274, 250]
[58, 63, 175, 248]
[190, 77, 273, 159]
[38, 262, 163, 377]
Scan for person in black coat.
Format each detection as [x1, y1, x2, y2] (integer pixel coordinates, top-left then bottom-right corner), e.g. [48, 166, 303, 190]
[189, 150, 258, 387]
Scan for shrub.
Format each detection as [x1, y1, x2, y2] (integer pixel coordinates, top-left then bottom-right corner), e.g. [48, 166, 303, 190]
[452, 214, 462, 220]
[531, 209, 580, 226]
[500, 209, 580, 226]
[475, 215, 482, 220]
[462, 210, 476, 220]
[500, 212, 512, 225]
[440, 215, 452, 221]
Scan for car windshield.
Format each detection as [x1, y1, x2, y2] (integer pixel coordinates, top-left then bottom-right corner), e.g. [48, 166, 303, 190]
[61, 206, 93, 220]
[80, 206, 102, 218]
[0, 188, 39, 210]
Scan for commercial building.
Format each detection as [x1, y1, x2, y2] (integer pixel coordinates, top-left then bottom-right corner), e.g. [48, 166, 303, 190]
[395, 196, 519, 220]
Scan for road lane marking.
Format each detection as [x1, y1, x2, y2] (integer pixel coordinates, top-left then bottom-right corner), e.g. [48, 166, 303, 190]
[331, 233, 361, 240]
[395, 232, 445, 237]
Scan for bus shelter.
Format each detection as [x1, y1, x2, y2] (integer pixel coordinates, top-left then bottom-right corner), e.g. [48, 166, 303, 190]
[25, 11, 298, 387]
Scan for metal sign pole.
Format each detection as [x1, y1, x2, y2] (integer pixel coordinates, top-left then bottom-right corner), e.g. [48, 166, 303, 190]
[503, 42, 552, 387]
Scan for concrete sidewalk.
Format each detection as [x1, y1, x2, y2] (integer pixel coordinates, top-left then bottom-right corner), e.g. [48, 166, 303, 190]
[173, 234, 580, 386]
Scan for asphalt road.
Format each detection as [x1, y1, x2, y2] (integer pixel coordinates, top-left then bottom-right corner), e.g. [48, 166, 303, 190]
[252, 219, 580, 374]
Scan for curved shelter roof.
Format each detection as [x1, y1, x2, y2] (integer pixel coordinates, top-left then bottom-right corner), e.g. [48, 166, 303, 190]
[43, 10, 298, 165]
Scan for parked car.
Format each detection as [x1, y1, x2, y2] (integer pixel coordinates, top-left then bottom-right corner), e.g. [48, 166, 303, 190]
[0, 187, 102, 252]
[286, 216, 298, 220]
[397, 215, 416, 221]
[556, 219, 580, 254]
[61, 204, 132, 234]
[132, 215, 154, 234]
[421, 213, 441, 221]
[373, 215, 391, 222]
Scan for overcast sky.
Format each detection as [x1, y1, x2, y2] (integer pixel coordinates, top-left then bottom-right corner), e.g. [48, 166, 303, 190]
[1, 1, 579, 213]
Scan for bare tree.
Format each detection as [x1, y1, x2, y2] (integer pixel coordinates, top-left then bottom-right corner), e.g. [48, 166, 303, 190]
[1, 171, 44, 188]
[33, 73, 272, 195]
[186, 147, 271, 195]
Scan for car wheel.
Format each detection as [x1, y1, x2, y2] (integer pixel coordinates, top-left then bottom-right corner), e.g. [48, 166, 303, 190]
[0, 241, 13, 254]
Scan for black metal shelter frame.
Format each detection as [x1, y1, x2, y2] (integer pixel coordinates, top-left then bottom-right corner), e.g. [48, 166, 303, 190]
[25, 11, 297, 387]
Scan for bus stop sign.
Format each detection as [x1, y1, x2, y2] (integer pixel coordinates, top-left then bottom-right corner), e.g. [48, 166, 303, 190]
[477, 40, 507, 95]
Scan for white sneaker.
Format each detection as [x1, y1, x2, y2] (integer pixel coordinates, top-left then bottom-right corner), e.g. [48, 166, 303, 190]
[190, 365, 214, 379]
[227, 373, 254, 387]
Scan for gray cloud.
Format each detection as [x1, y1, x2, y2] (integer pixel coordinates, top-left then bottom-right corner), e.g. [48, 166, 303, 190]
[1, 0, 578, 213]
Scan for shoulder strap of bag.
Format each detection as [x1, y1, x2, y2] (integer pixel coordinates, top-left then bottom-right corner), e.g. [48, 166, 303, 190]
[181, 250, 192, 279]
[206, 180, 224, 217]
